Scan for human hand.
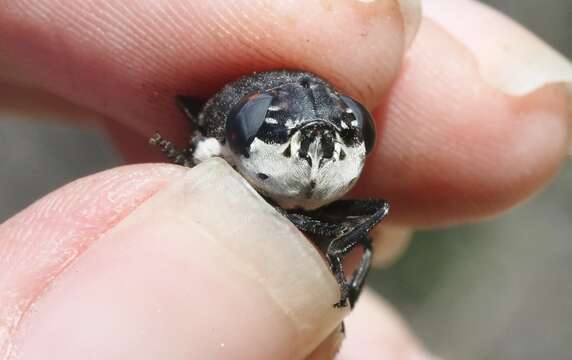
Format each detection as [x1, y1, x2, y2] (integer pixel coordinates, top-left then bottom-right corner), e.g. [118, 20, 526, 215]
[1, 0, 570, 359]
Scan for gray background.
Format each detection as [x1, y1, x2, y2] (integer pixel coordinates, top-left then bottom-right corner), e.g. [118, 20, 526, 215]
[0, 1, 570, 359]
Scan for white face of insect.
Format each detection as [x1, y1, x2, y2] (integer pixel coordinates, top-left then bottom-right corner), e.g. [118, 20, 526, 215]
[223, 77, 376, 210]
[230, 124, 366, 210]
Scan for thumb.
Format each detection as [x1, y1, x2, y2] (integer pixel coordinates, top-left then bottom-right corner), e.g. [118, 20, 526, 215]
[0, 159, 345, 359]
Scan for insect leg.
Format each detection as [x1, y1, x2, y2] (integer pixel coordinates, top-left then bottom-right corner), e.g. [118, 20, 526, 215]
[285, 212, 342, 238]
[326, 231, 373, 308]
[325, 230, 373, 308]
[175, 95, 206, 134]
[348, 240, 372, 303]
[328, 199, 388, 307]
[285, 199, 389, 308]
[149, 96, 222, 166]
[149, 133, 193, 166]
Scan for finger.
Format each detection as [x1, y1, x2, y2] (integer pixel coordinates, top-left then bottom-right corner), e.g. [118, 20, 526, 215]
[354, 1, 572, 227]
[305, 325, 345, 360]
[0, 160, 346, 359]
[370, 225, 412, 267]
[335, 289, 435, 360]
[305, 289, 434, 359]
[0, 0, 420, 141]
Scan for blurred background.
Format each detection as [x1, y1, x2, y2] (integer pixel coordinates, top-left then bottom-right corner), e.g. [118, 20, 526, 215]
[0, 1, 570, 359]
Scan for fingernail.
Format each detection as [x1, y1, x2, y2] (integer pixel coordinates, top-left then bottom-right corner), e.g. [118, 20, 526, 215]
[354, 0, 422, 50]
[306, 324, 344, 360]
[474, 40, 572, 159]
[396, 0, 422, 49]
[371, 225, 413, 267]
[12, 159, 346, 359]
[478, 35, 572, 98]
[424, 0, 572, 158]
[424, 0, 572, 97]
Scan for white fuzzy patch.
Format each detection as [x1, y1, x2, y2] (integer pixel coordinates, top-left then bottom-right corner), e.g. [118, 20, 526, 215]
[265, 117, 278, 124]
[193, 138, 222, 163]
[230, 131, 366, 210]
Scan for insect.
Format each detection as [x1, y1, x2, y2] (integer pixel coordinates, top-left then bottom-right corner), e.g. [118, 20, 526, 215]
[150, 70, 389, 308]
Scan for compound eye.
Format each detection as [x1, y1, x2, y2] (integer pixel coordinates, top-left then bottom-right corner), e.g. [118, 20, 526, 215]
[226, 93, 274, 157]
[340, 95, 376, 154]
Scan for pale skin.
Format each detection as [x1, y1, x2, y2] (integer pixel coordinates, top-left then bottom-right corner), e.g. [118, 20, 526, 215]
[0, 0, 571, 359]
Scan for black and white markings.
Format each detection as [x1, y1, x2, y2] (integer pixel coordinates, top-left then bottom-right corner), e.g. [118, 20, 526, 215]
[220, 76, 375, 210]
[150, 70, 388, 309]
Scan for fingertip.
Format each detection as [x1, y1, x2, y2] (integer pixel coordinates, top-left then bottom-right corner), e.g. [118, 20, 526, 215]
[337, 289, 434, 360]
[5, 160, 347, 360]
[306, 325, 345, 360]
[357, 17, 570, 227]
[370, 225, 413, 267]
[424, 0, 572, 160]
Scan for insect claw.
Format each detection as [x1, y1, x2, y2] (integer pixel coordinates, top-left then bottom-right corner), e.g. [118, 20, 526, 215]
[149, 132, 162, 145]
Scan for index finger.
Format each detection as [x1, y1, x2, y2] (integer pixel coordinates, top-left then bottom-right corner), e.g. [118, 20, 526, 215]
[0, 0, 419, 140]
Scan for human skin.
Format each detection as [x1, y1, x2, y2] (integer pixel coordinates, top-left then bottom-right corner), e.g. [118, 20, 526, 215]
[0, 0, 571, 359]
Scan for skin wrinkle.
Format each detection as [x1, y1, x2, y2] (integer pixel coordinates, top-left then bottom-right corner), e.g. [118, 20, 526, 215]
[188, 1, 291, 88]
[44, 5, 109, 97]
[128, 4, 197, 75]
[94, 3, 189, 104]
[160, 2, 288, 100]
[185, 3, 248, 86]
[180, 2, 228, 74]
[0, 165, 185, 358]
[5, 0, 165, 127]
[149, 2, 247, 103]
[101, 4, 161, 57]
[213, 5, 284, 70]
